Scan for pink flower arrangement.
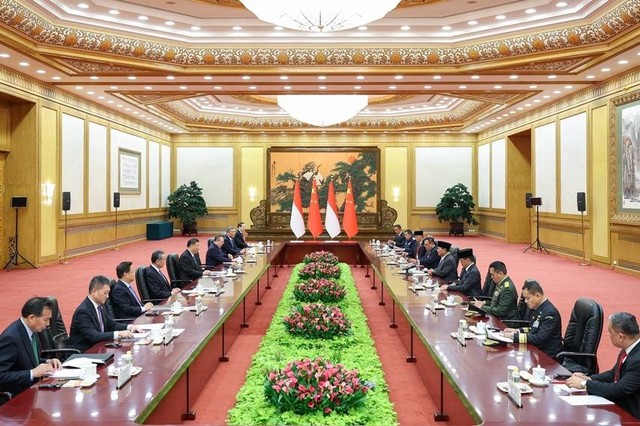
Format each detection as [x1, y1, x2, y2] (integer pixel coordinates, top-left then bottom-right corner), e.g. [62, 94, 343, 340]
[264, 358, 373, 415]
[299, 262, 341, 280]
[293, 278, 347, 303]
[283, 303, 351, 339]
[303, 250, 339, 265]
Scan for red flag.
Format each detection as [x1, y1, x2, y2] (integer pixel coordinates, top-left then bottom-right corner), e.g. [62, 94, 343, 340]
[290, 180, 305, 238]
[343, 178, 359, 239]
[325, 180, 341, 239]
[307, 180, 323, 239]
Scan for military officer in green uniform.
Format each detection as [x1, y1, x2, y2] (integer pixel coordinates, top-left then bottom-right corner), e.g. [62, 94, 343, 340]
[503, 279, 563, 357]
[470, 261, 518, 321]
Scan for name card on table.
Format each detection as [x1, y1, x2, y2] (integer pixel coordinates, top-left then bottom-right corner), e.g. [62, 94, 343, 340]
[507, 377, 523, 408]
[116, 362, 132, 389]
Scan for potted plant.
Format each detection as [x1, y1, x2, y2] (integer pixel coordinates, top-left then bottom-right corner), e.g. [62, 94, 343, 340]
[167, 181, 208, 236]
[435, 183, 479, 236]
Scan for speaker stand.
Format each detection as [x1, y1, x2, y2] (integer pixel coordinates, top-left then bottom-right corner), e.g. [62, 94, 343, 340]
[580, 210, 590, 266]
[523, 205, 549, 254]
[112, 206, 120, 251]
[4, 207, 37, 271]
[60, 209, 69, 264]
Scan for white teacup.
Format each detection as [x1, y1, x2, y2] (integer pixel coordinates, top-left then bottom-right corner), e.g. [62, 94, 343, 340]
[171, 301, 182, 313]
[82, 363, 97, 378]
[476, 321, 486, 333]
[149, 329, 162, 340]
[447, 295, 455, 304]
[532, 366, 546, 382]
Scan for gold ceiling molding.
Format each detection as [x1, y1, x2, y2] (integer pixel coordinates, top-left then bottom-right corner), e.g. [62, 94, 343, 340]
[197, 0, 442, 8]
[1, 0, 639, 68]
[230, 93, 416, 106]
[510, 57, 595, 72]
[46, 56, 154, 74]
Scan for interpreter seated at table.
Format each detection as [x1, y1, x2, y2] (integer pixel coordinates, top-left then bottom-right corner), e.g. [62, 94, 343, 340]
[427, 240, 458, 283]
[178, 238, 211, 282]
[0, 297, 61, 396]
[222, 227, 246, 257]
[502, 279, 563, 358]
[387, 224, 406, 248]
[145, 250, 181, 300]
[206, 234, 233, 270]
[68, 275, 142, 353]
[439, 248, 481, 298]
[566, 312, 640, 419]
[111, 261, 154, 318]
[402, 229, 419, 259]
[469, 261, 518, 321]
[234, 221, 249, 249]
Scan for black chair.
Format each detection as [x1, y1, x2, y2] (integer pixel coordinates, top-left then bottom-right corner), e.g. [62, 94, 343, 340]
[208, 238, 216, 248]
[475, 267, 497, 301]
[556, 298, 604, 375]
[165, 253, 191, 288]
[104, 280, 137, 323]
[36, 297, 80, 362]
[449, 245, 460, 268]
[135, 266, 169, 303]
[0, 392, 11, 406]
[502, 294, 532, 328]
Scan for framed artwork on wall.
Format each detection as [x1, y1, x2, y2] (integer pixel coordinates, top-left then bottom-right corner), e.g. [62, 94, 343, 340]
[118, 148, 141, 194]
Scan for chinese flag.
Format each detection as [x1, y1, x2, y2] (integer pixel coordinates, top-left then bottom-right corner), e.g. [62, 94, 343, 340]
[325, 180, 341, 239]
[343, 178, 359, 239]
[307, 180, 323, 239]
[290, 179, 305, 239]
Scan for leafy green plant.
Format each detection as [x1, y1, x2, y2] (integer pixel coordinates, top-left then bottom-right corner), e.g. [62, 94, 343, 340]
[435, 183, 479, 226]
[167, 181, 208, 233]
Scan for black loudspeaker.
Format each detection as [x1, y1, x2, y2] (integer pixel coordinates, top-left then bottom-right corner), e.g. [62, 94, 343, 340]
[11, 196, 27, 208]
[525, 192, 533, 209]
[577, 192, 586, 212]
[113, 192, 120, 208]
[530, 197, 542, 206]
[62, 192, 71, 211]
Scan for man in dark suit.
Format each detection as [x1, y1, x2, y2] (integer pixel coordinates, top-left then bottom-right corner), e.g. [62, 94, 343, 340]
[222, 228, 246, 257]
[417, 236, 440, 270]
[111, 261, 153, 319]
[402, 229, 419, 259]
[567, 312, 640, 419]
[440, 248, 482, 297]
[177, 238, 209, 282]
[503, 279, 563, 358]
[428, 240, 458, 283]
[145, 250, 181, 300]
[207, 234, 233, 270]
[0, 297, 61, 396]
[68, 275, 140, 353]
[387, 224, 406, 248]
[234, 222, 249, 249]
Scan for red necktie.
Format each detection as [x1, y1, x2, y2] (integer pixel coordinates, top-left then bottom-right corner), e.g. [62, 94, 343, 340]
[614, 350, 628, 382]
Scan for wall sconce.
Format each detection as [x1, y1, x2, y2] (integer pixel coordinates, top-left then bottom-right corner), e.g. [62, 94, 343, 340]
[392, 186, 400, 202]
[248, 186, 257, 202]
[41, 182, 55, 206]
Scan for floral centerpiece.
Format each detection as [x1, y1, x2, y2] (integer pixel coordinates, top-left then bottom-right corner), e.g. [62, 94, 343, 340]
[303, 250, 339, 265]
[264, 358, 374, 415]
[293, 278, 347, 304]
[283, 303, 351, 339]
[299, 262, 341, 280]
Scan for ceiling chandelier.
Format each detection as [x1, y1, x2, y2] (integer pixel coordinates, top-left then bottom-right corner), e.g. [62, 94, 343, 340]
[240, 0, 401, 32]
[277, 95, 369, 127]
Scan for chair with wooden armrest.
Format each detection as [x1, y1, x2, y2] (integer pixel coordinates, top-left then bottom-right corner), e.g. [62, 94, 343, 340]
[556, 298, 604, 375]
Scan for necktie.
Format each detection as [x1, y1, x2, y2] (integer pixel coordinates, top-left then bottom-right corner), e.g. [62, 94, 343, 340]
[30, 334, 39, 364]
[229, 237, 235, 249]
[97, 306, 105, 332]
[614, 350, 628, 382]
[158, 268, 170, 288]
[128, 285, 142, 307]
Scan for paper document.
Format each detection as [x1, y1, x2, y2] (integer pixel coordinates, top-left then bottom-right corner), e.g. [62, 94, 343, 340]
[50, 369, 83, 379]
[554, 384, 585, 394]
[62, 357, 100, 368]
[136, 323, 165, 331]
[558, 395, 614, 406]
[487, 329, 513, 343]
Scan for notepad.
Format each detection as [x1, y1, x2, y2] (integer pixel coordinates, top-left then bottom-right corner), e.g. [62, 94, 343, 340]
[558, 395, 614, 406]
[51, 369, 83, 379]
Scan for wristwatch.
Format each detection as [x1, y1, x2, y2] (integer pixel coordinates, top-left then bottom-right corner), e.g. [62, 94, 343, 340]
[581, 380, 587, 388]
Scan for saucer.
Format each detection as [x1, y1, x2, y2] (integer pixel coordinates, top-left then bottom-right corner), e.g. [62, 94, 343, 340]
[529, 377, 550, 387]
[441, 301, 457, 307]
[496, 382, 533, 394]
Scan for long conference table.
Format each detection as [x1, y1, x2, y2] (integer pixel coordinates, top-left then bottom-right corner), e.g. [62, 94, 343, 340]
[1, 241, 638, 425]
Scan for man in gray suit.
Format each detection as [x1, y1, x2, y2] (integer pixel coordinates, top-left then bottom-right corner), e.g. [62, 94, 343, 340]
[428, 240, 458, 283]
[440, 248, 481, 297]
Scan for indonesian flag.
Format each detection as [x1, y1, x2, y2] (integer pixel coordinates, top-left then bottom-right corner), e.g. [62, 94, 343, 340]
[343, 178, 359, 239]
[325, 180, 341, 239]
[290, 179, 305, 239]
[307, 180, 323, 239]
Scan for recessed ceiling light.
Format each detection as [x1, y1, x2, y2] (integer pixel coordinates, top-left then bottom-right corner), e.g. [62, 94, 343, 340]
[433, 75, 442, 80]
[75, 86, 83, 90]
[128, 76, 136, 80]
[0, 53, 9, 58]
[214, 86, 222, 90]
[533, 99, 541, 103]
[90, 76, 99, 80]
[601, 67, 611, 72]
[356, 75, 365, 80]
[358, 26, 368, 30]
[36, 69, 46, 74]
[470, 75, 480, 80]
[509, 75, 518, 79]
[109, 86, 118, 89]
[354, 86, 362, 89]
[165, 21, 175, 26]
[242, 75, 251, 80]
[179, 86, 187, 89]
[494, 85, 502, 89]
[556, 2, 568, 7]
[547, 75, 557, 79]
[400, 25, 411, 31]
[468, 20, 478, 25]
[18, 61, 29, 67]
[618, 60, 629, 65]
[564, 85, 573, 89]
[117, 104, 123, 108]
[249, 86, 257, 90]
[107, 100, 114, 104]
[495, 15, 506, 20]
[274, 26, 284, 31]
[138, 15, 148, 20]
[284, 85, 292, 90]
[108, 10, 119, 15]
[204, 76, 213, 80]
[318, 75, 327, 80]
[388, 85, 396, 89]
[87, 91, 95, 95]
[191, 26, 201, 31]
[459, 85, 467, 89]
[442, 25, 452, 31]
[232, 26, 242, 31]
[543, 95, 550, 99]
[423, 85, 431, 89]
[280, 75, 288, 80]
[77, 3, 89, 8]
[394, 75, 404, 80]
[133, 111, 139, 114]
[525, 8, 536, 14]
[529, 85, 538, 89]
[553, 90, 561, 94]
[525, 103, 532, 107]
[586, 75, 595, 79]
[52, 76, 61, 80]
[319, 86, 327, 90]
[98, 96, 105, 100]
[145, 86, 153, 90]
